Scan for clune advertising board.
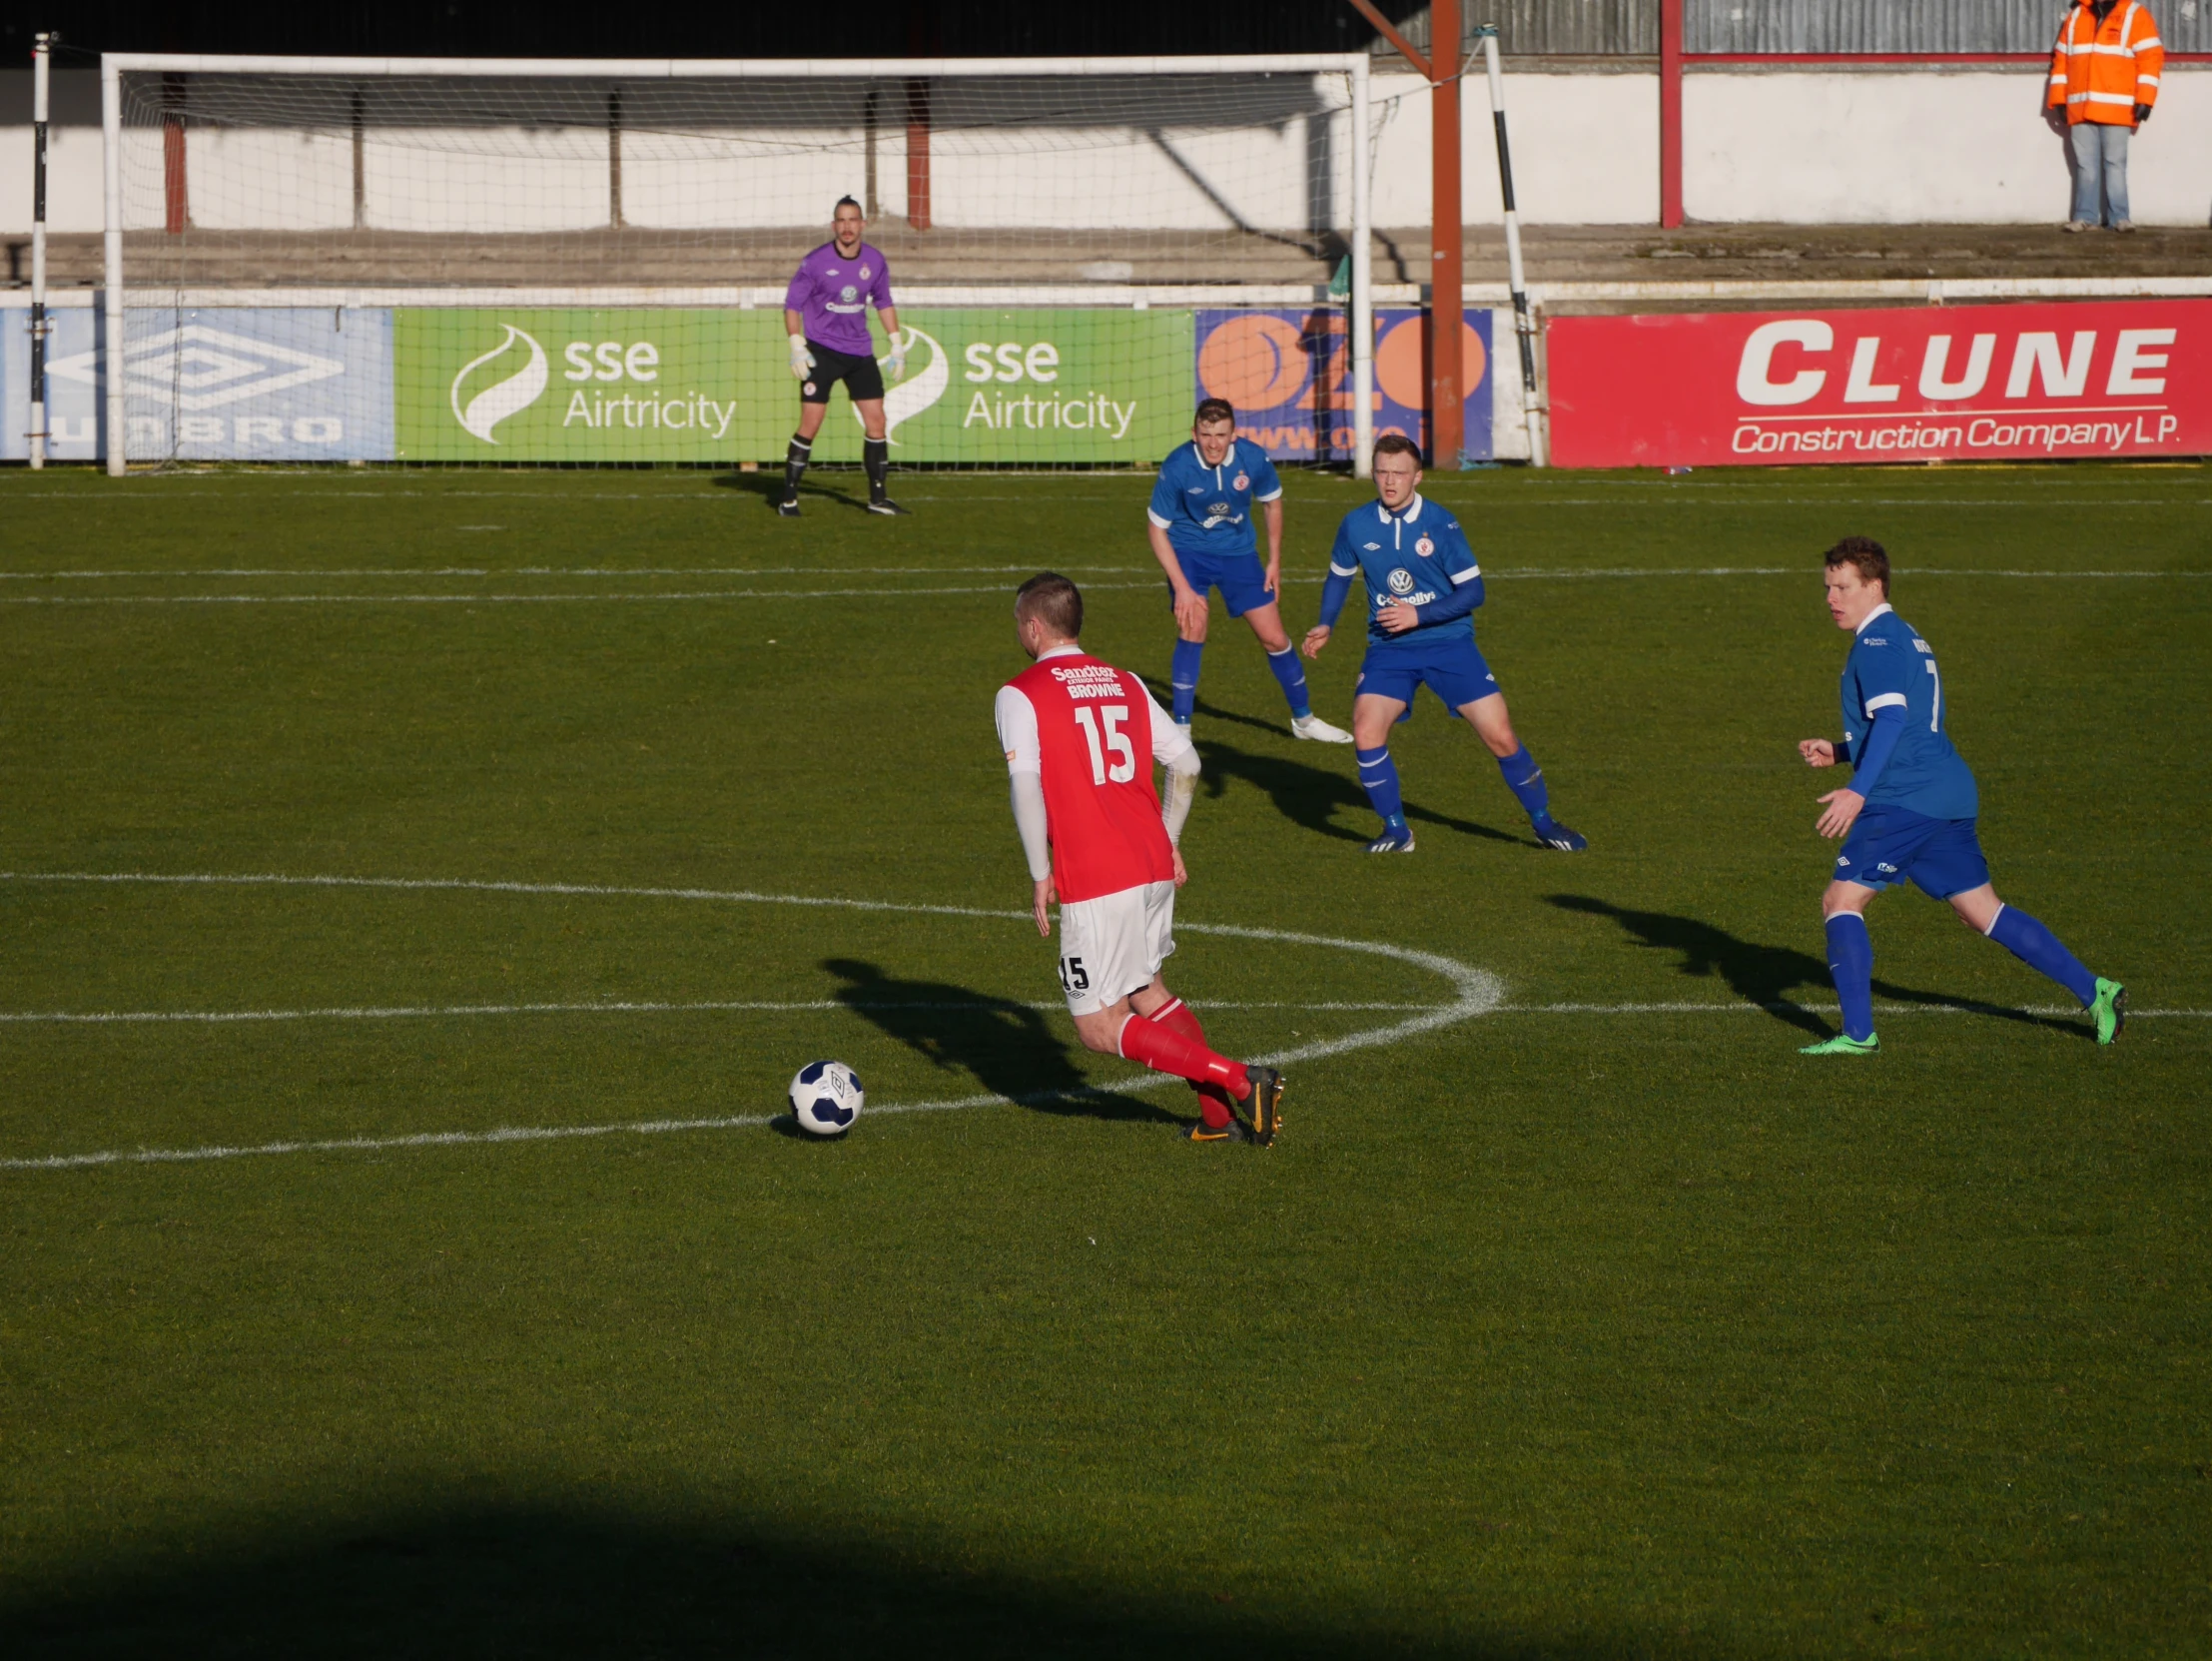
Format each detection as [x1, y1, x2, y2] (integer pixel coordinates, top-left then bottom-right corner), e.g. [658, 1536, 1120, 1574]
[1193, 308, 1492, 463]
[1548, 300, 2212, 468]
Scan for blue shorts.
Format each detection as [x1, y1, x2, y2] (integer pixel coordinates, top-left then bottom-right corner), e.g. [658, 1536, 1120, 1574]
[1354, 637, 1498, 715]
[1167, 548, 1274, 618]
[1836, 806, 1990, 899]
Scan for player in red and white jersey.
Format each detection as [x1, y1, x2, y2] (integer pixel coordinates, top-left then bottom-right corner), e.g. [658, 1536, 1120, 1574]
[995, 571, 1285, 1145]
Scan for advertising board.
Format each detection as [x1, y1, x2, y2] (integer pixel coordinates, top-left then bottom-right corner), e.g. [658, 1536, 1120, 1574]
[1547, 300, 2212, 468]
[394, 309, 1190, 464]
[1193, 308, 1492, 463]
[6, 308, 392, 462]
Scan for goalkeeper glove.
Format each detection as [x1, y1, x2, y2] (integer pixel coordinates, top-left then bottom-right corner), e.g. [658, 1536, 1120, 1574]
[788, 336, 815, 381]
[884, 332, 908, 383]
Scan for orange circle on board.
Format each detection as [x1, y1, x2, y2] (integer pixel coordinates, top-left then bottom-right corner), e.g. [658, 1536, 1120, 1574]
[1196, 314, 1310, 413]
[1374, 318, 1489, 413]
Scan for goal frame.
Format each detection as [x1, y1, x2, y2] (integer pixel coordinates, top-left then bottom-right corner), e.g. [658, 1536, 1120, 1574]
[98, 52, 1376, 476]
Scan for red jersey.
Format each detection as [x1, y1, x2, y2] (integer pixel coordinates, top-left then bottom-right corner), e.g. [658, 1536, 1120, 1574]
[999, 651, 1179, 903]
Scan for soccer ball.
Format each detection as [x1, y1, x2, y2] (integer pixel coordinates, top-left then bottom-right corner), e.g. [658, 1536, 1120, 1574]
[789, 1060, 863, 1137]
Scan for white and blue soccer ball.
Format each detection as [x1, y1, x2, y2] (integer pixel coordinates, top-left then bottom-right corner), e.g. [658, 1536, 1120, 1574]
[789, 1060, 863, 1137]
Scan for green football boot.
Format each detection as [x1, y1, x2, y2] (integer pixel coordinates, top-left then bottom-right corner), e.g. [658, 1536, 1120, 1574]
[2091, 978, 2128, 1046]
[1799, 1032, 1879, 1056]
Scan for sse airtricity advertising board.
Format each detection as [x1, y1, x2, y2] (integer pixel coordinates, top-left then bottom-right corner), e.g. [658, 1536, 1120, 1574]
[394, 309, 1189, 463]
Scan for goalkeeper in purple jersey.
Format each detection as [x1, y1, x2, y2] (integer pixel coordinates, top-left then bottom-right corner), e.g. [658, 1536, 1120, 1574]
[779, 197, 907, 516]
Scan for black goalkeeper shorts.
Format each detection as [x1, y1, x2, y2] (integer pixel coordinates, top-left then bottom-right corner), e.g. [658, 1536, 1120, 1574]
[799, 340, 886, 405]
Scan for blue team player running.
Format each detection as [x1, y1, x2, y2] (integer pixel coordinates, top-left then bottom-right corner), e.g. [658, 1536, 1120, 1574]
[1145, 399, 1353, 743]
[1302, 434, 1586, 854]
[1798, 536, 2125, 1053]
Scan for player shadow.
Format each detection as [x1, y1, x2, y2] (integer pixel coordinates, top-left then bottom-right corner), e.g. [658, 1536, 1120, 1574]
[713, 468, 874, 512]
[821, 960, 1184, 1126]
[1545, 895, 2088, 1039]
[1196, 736, 1525, 849]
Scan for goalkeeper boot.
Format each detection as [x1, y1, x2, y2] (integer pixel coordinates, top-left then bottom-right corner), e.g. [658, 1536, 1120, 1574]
[1291, 713, 1354, 744]
[866, 495, 909, 515]
[775, 495, 801, 517]
[2091, 977, 2128, 1045]
[1799, 1032, 1879, 1056]
[1238, 1066, 1284, 1147]
[1533, 817, 1588, 852]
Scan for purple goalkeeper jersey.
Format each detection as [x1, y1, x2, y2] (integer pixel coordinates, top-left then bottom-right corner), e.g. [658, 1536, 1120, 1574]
[784, 241, 893, 358]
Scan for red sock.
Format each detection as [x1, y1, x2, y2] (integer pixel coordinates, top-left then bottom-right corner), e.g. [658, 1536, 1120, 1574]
[1117, 1011, 1249, 1104]
[1146, 998, 1236, 1129]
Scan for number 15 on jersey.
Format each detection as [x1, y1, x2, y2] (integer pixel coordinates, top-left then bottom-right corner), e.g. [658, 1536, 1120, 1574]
[1072, 704, 1135, 784]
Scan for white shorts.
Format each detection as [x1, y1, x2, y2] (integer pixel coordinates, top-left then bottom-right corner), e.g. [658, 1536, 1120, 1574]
[1055, 880, 1176, 1017]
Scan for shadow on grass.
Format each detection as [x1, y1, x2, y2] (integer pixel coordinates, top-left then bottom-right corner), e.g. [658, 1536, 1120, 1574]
[712, 467, 870, 513]
[1199, 736, 1523, 849]
[1, 1497, 1672, 1659]
[823, 959, 1182, 1125]
[1545, 894, 2090, 1040]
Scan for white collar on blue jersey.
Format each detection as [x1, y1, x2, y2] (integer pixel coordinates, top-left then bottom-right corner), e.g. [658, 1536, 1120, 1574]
[1854, 601, 1894, 635]
[1375, 491, 1425, 524]
[1038, 642, 1084, 660]
[1193, 439, 1236, 470]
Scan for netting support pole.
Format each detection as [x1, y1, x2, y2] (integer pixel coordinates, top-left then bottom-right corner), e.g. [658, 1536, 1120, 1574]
[29, 32, 52, 469]
[1349, 55, 1374, 480]
[1478, 29, 1545, 467]
[905, 78, 932, 231]
[102, 54, 125, 477]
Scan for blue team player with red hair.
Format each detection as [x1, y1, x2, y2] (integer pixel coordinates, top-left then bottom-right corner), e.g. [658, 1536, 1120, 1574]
[1798, 536, 2125, 1053]
[1302, 434, 1587, 855]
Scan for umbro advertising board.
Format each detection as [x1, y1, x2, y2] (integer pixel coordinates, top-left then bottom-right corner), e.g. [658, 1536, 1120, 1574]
[1548, 300, 2212, 468]
[3, 308, 394, 462]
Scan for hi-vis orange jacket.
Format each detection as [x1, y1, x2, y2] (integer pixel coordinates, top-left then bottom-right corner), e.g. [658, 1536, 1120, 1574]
[2049, 0, 2164, 126]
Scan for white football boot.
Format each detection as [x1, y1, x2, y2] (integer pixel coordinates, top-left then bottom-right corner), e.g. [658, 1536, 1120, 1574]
[1290, 713, 1354, 744]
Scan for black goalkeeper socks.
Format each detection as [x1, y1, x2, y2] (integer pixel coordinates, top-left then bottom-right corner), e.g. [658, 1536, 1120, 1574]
[783, 433, 810, 501]
[863, 436, 890, 501]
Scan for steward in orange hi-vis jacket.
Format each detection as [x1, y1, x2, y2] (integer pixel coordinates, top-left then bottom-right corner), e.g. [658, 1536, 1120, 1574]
[2048, 0, 2163, 127]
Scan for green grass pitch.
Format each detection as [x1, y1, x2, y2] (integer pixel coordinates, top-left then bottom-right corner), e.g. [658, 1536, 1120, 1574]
[1, 460, 2205, 1658]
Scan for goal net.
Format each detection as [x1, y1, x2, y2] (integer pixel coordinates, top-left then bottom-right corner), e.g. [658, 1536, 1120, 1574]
[88, 55, 1375, 474]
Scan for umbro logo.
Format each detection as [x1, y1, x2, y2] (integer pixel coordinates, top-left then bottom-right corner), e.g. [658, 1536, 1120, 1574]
[1361, 541, 1380, 550]
[51, 324, 345, 411]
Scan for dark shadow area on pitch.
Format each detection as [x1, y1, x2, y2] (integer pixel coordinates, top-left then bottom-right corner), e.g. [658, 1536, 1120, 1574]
[1546, 895, 2089, 1039]
[713, 468, 872, 513]
[1, 1496, 1692, 1661]
[823, 959, 1183, 1125]
[1198, 736, 1524, 849]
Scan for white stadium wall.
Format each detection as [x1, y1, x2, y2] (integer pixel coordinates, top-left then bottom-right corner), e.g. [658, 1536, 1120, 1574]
[3, 65, 2211, 235]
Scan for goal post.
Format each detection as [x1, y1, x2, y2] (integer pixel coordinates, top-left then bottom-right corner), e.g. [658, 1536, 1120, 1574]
[96, 52, 1376, 478]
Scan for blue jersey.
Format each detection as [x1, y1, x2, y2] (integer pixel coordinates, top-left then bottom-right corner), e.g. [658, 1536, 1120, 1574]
[1840, 603, 1978, 820]
[1147, 439, 1282, 558]
[1324, 493, 1484, 648]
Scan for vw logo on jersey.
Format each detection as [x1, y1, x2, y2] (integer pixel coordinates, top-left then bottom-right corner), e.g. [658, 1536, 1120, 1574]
[1232, 471, 1249, 491]
[1415, 534, 1435, 558]
[1207, 501, 1233, 520]
[840, 285, 859, 304]
[1386, 567, 1417, 596]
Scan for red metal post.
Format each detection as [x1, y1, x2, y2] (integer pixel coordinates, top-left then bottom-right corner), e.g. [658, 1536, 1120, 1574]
[1430, 0, 1463, 466]
[162, 73, 188, 234]
[906, 79, 932, 232]
[1660, 0, 1684, 227]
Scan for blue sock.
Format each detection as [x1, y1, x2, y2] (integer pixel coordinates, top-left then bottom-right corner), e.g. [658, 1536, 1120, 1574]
[1355, 746, 1404, 825]
[1987, 905, 2098, 1008]
[1264, 645, 1312, 719]
[1824, 912, 1875, 1041]
[1169, 639, 1203, 724]
[1495, 745, 1552, 826]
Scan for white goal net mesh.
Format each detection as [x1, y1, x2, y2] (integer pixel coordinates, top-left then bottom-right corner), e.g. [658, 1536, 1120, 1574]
[90, 60, 1371, 470]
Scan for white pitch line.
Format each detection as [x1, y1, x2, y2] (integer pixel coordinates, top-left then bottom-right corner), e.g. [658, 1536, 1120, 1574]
[0, 870, 1506, 1174]
[0, 564, 1160, 581]
[0, 998, 1440, 1027]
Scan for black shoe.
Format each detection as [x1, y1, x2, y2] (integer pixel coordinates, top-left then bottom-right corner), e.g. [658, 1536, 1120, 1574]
[1187, 1117, 1254, 1144]
[1238, 1066, 1283, 1147]
[1533, 819, 1587, 852]
[775, 496, 801, 517]
[866, 495, 909, 515]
